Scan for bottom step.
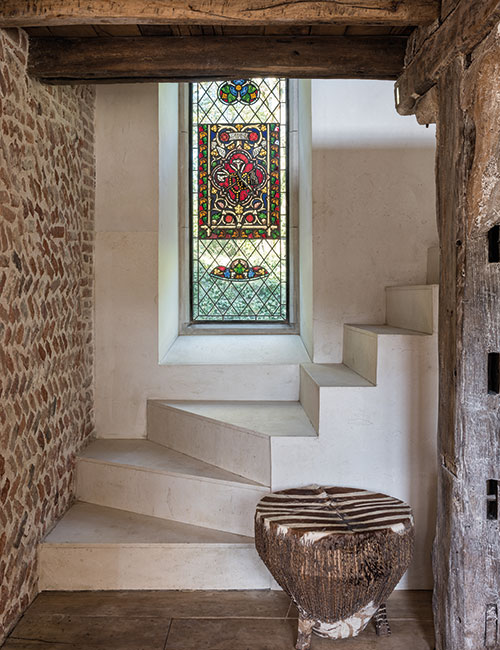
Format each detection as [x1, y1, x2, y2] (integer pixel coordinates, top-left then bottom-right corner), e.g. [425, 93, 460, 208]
[40, 502, 273, 590]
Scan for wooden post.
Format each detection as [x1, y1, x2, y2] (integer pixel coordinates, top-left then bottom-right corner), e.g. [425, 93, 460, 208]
[433, 24, 500, 650]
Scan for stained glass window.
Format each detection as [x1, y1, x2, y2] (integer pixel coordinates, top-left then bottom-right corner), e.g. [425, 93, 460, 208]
[191, 78, 288, 322]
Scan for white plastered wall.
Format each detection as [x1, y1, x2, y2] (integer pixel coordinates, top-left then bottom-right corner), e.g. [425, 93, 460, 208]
[94, 81, 438, 589]
[311, 80, 437, 361]
[94, 78, 437, 430]
[94, 83, 304, 438]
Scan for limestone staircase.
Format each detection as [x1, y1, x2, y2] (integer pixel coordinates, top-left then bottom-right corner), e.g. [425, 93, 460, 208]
[39, 284, 438, 591]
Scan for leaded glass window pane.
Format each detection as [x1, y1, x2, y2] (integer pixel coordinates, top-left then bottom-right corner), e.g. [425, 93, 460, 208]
[191, 78, 288, 322]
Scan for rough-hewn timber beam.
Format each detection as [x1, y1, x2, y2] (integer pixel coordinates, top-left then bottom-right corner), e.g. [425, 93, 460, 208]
[414, 85, 438, 125]
[28, 35, 406, 83]
[395, 0, 500, 114]
[0, 0, 439, 27]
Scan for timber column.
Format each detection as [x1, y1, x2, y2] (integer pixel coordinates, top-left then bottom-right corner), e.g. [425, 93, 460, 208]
[433, 25, 500, 650]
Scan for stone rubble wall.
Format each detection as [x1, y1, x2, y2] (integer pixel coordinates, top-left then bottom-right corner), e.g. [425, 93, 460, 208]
[0, 28, 95, 643]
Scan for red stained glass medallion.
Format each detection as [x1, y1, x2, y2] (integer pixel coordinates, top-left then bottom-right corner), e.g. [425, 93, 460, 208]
[198, 124, 280, 239]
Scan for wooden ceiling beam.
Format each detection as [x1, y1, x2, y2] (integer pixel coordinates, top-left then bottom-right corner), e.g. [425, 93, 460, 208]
[28, 35, 406, 84]
[1, 0, 439, 28]
[395, 0, 500, 115]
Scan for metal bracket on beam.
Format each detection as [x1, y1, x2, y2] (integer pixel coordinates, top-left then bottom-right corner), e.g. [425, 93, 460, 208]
[394, 82, 420, 116]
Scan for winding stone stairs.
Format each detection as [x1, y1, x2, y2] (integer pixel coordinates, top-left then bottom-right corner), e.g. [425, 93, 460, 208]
[39, 284, 438, 590]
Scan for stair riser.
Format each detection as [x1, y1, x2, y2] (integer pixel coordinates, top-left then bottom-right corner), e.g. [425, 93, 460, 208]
[76, 459, 267, 537]
[343, 326, 378, 384]
[300, 386, 376, 439]
[271, 333, 438, 589]
[298, 367, 319, 433]
[375, 332, 437, 388]
[148, 403, 271, 485]
[39, 545, 273, 590]
[97, 366, 300, 439]
[385, 286, 437, 334]
[270, 435, 320, 491]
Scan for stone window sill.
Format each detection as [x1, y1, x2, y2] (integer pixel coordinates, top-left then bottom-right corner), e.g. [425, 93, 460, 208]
[160, 334, 311, 366]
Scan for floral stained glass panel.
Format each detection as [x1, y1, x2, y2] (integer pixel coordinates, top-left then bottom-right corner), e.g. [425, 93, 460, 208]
[191, 78, 288, 322]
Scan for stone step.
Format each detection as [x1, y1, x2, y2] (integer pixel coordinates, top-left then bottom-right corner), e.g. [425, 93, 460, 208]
[40, 502, 273, 590]
[77, 439, 268, 537]
[99, 364, 303, 440]
[343, 324, 430, 385]
[385, 284, 438, 335]
[147, 400, 316, 485]
[299, 363, 374, 432]
[99, 335, 311, 440]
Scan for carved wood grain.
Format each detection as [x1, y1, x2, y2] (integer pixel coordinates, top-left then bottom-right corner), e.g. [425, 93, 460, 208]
[0, 0, 439, 27]
[395, 0, 500, 114]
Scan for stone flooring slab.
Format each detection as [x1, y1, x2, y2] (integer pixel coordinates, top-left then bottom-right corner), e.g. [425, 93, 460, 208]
[165, 618, 435, 649]
[385, 590, 434, 621]
[24, 590, 292, 619]
[2, 590, 434, 650]
[3, 615, 169, 650]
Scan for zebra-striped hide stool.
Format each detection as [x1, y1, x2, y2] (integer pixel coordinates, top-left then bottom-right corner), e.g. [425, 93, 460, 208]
[255, 485, 414, 650]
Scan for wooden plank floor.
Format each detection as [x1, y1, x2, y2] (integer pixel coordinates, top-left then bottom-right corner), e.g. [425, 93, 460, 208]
[2, 590, 434, 649]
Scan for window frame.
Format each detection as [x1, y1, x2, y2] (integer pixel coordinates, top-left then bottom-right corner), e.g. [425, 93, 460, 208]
[178, 80, 300, 335]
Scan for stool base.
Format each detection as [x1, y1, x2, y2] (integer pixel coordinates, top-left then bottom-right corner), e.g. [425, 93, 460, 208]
[295, 616, 315, 650]
[374, 603, 391, 636]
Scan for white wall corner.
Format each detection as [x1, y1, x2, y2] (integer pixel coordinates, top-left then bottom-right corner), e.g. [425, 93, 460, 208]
[158, 83, 180, 361]
[297, 79, 314, 359]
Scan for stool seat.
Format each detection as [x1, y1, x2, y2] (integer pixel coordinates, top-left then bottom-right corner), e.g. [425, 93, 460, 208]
[255, 485, 414, 649]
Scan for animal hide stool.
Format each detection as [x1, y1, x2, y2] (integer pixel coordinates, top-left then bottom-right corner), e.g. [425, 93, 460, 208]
[255, 485, 414, 650]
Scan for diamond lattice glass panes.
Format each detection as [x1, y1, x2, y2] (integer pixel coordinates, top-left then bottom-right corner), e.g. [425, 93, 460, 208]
[191, 78, 288, 322]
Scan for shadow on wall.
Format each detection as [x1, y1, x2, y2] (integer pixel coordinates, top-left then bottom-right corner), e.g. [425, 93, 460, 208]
[310, 79, 437, 364]
[308, 80, 438, 589]
[311, 145, 437, 362]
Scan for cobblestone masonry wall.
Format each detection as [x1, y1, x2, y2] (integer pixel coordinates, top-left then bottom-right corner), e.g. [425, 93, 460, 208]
[0, 29, 95, 643]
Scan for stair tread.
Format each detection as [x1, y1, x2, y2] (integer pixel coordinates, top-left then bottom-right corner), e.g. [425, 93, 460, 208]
[386, 284, 438, 291]
[152, 400, 317, 438]
[301, 363, 374, 387]
[79, 439, 267, 489]
[43, 502, 254, 545]
[345, 324, 429, 336]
